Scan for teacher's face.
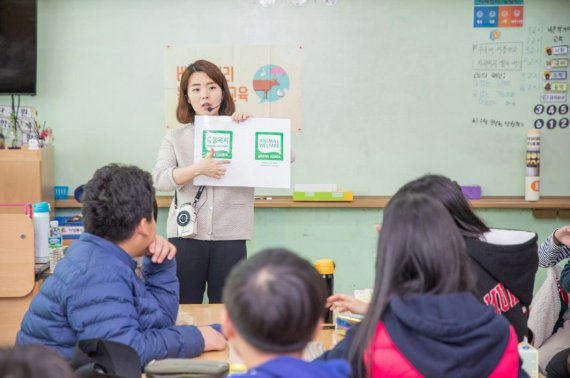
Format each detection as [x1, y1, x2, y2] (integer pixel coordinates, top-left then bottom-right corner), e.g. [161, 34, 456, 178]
[187, 71, 224, 116]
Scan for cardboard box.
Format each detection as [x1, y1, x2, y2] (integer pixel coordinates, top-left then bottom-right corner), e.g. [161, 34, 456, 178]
[293, 191, 353, 202]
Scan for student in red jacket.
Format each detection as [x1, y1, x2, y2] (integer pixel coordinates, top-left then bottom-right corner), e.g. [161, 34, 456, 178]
[345, 191, 524, 377]
[396, 175, 538, 342]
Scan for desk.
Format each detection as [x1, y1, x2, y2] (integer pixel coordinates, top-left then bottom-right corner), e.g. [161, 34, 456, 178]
[178, 304, 342, 362]
[0, 280, 41, 346]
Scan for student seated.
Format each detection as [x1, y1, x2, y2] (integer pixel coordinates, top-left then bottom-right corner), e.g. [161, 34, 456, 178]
[0, 345, 76, 378]
[221, 248, 350, 378]
[530, 225, 570, 372]
[322, 190, 526, 377]
[329, 174, 538, 342]
[17, 164, 225, 366]
[538, 225, 570, 267]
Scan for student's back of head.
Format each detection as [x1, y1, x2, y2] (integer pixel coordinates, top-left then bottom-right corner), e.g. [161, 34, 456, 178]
[222, 248, 328, 354]
[82, 163, 157, 243]
[349, 191, 478, 376]
[397, 174, 490, 238]
[370, 191, 474, 309]
[0, 345, 76, 378]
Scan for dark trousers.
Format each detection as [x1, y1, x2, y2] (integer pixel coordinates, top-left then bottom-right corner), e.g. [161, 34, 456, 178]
[169, 238, 247, 304]
[546, 347, 570, 378]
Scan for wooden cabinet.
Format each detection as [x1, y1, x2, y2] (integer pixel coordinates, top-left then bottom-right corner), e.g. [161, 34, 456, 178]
[0, 213, 37, 346]
[0, 145, 54, 212]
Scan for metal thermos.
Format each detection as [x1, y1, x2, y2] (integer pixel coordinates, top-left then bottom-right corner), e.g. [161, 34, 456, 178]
[314, 259, 335, 323]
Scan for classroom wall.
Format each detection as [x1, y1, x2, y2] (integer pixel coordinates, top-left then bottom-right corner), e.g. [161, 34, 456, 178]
[8, 0, 570, 296]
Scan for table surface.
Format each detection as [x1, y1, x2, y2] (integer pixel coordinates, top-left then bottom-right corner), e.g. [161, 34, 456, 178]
[178, 304, 342, 363]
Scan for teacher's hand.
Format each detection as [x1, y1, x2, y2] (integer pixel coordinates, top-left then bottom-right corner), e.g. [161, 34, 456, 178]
[231, 112, 251, 123]
[196, 148, 230, 179]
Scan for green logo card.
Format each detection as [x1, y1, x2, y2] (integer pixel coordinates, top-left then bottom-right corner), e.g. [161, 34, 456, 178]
[255, 132, 284, 161]
[202, 130, 233, 159]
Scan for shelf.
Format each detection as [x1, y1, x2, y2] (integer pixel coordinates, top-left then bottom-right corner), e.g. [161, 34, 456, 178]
[0, 145, 54, 211]
[55, 195, 570, 210]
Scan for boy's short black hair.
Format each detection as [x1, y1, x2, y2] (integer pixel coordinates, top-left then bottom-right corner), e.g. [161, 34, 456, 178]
[0, 345, 76, 378]
[223, 248, 327, 353]
[82, 163, 155, 243]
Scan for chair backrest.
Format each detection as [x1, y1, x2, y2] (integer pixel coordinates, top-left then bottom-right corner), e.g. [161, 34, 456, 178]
[0, 213, 35, 297]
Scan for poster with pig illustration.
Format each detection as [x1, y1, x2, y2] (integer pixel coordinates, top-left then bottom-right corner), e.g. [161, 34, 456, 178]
[164, 45, 302, 132]
[193, 115, 291, 188]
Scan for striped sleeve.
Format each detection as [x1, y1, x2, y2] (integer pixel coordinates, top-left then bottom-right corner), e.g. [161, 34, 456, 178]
[538, 233, 570, 267]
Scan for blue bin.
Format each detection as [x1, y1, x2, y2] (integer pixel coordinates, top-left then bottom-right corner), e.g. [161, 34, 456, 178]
[54, 186, 69, 200]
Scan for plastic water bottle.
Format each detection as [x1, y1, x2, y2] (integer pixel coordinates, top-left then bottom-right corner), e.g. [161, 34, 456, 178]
[314, 259, 335, 323]
[49, 220, 64, 272]
[33, 202, 50, 263]
[518, 338, 538, 378]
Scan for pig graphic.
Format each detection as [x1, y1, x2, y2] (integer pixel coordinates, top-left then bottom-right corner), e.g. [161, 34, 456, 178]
[269, 66, 286, 76]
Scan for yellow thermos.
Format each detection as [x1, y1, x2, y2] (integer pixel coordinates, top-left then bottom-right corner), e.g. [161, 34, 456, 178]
[314, 259, 335, 323]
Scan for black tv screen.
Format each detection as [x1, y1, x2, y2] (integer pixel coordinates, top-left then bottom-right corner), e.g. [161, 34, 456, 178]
[0, 0, 37, 95]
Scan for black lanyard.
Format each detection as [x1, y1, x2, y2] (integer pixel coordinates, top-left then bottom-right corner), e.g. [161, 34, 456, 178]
[174, 186, 205, 209]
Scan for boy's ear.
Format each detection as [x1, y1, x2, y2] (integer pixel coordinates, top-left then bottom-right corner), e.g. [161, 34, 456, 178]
[221, 307, 236, 340]
[136, 217, 154, 237]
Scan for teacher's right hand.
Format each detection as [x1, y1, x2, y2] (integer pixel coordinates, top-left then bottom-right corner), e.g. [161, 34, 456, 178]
[196, 148, 230, 179]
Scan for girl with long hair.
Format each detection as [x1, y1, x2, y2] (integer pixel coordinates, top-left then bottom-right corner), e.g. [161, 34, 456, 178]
[322, 189, 527, 377]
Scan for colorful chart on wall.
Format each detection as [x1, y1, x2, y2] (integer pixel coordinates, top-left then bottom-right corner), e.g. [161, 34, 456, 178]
[471, 0, 569, 132]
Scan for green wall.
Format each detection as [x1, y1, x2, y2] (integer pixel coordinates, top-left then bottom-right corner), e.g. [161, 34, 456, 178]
[8, 0, 570, 295]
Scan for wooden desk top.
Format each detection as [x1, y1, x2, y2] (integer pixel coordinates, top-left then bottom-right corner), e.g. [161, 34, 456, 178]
[178, 304, 342, 363]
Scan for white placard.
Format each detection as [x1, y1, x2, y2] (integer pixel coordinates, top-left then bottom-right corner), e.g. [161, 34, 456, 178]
[193, 116, 291, 188]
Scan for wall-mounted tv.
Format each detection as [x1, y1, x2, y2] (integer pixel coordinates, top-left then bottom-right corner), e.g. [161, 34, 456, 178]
[0, 0, 37, 95]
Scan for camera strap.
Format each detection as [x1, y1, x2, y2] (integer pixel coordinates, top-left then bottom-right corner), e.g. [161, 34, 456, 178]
[174, 186, 205, 209]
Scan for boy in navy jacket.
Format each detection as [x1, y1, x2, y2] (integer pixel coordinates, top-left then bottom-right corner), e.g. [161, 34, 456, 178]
[17, 164, 225, 366]
[221, 249, 350, 378]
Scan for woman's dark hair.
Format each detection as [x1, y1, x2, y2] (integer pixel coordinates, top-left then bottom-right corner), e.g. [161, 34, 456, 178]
[176, 59, 236, 124]
[222, 248, 328, 354]
[82, 163, 155, 243]
[349, 191, 475, 376]
[0, 345, 76, 378]
[397, 174, 490, 238]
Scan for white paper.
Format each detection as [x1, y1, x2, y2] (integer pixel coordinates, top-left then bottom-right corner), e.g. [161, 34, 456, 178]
[193, 116, 291, 188]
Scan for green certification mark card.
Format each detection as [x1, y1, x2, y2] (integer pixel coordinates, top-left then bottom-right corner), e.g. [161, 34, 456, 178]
[202, 130, 233, 159]
[255, 132, 284, 161]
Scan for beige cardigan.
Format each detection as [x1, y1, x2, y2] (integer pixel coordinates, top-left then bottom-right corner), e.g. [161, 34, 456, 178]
[152, 125, 254, 240]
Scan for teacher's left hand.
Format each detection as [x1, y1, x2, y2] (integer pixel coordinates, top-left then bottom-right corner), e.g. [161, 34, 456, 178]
[231, 112, 251, 123]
